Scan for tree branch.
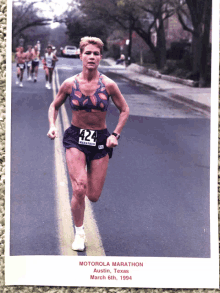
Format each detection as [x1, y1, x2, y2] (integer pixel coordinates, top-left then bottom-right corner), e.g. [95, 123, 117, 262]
[177, 12, 195, 35]
[13, 18, 51, 36]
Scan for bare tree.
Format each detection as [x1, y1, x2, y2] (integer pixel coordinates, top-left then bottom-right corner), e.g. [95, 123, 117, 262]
[79, 0, 184, 69]
[177, 0, 212, 86]
[12, 0, 52, 49]
[56, 1, 110, 48]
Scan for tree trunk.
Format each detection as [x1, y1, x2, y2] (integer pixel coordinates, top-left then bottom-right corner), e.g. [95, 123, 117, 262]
[155, 16, 166, 69]
[191, 25, 203, 77]
[199, 0, 212, 87]
[128, 21, 132, 65]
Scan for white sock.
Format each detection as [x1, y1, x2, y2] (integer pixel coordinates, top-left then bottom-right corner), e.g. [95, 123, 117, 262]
[75, 225, 85, 235]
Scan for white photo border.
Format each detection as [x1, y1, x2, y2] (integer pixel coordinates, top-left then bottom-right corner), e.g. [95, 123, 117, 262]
[5, 0, 220, 288]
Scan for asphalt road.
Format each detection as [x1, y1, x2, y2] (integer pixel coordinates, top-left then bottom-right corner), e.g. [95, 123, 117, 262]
[10, 57, 210, 257]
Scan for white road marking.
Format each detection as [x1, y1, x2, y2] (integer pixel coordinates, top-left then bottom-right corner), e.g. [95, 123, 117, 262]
[54, 68, 106, 256]
[52, 73, 77, 255]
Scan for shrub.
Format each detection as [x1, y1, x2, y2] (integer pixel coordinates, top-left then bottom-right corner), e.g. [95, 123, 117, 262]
[167, 42, 191, 60]
[161, 60, 177, 74]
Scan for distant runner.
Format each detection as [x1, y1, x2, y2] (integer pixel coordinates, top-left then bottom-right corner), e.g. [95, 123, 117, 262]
[42, 45, 58, 89]
[16, 46, 27, 87]
[52, 46, 57, 56]
[36, 40, 41, 55]
[15, 47, 20, 85]
[31, 45, 41, 82]
[25, 45, 33, 80]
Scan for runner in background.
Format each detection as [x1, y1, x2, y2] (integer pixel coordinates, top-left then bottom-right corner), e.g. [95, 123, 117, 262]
[15, 47, 20, 85]
[42, 45, 58, 89]
[16, 46, 27, 87]
[52, 46, 57, 55]
[36, 40, 41, 55]
[25, 45, 33, 80]
[31, 45, 41, 82]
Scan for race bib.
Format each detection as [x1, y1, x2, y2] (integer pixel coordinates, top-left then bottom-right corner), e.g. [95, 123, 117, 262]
[47, 60, 53, 67]
[19, 64, 24, 69]
[78, 129, 97, 146]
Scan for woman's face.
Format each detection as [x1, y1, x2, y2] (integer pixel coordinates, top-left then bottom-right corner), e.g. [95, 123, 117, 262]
[80, 44, 102, 70]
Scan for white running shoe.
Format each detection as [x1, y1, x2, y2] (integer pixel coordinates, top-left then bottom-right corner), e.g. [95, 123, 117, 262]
[16, 80, 19, 85]
[45, 82, 49, 88]
[48, 83, 51, 89]
[72, 233, 86, 251]
[28, 76, 32, 81]
[19, 82, 23, 87]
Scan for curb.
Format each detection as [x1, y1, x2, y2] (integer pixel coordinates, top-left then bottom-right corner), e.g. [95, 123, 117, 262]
[169, 93, 211, 113]
[160, 74, 198, 87]
[126, 63, 198, 87]
[109, 70, 163, 91]
[109, 70, 211, 113]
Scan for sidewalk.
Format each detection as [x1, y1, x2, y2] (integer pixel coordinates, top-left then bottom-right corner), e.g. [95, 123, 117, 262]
[102, 58, 211, 113]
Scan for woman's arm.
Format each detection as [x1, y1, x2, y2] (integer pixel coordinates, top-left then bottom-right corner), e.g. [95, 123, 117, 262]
[106, 80, 130, 148]
[47, 80, 70, 139]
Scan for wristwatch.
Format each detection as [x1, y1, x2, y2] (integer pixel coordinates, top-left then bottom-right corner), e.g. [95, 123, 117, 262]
[112, 132, 120, 140]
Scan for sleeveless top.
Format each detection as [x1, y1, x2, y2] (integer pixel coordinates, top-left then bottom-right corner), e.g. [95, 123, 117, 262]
[45, 53, 54, 68]
[32, 50, 40, 62]
[69, 74, 110, 112]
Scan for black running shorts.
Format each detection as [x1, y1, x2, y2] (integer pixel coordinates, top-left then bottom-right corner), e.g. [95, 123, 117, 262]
[32, 60, 39, 68]
[63, 124, 113, 163]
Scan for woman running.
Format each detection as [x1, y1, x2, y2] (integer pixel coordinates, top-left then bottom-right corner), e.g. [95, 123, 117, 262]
[47, 36, 129, 251]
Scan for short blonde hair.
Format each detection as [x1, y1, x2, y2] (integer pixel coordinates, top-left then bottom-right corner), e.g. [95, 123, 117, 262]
[79, 36, 104, 54]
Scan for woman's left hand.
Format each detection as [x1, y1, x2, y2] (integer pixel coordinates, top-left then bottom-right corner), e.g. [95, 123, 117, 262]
[106, 135, 118, 148]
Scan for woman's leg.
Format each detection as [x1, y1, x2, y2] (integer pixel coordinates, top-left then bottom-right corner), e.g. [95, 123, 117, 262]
[20, 68, 24, 82]
[34, 65, 38, 81]
[31, 64, 34, 79]
[87, 154, 109, 202]
[66, 147, 87, 227]
[66, 147, 88, 251]
[45, 67, 49, 86]
[16, 67, 20, 84]
[49, 68, 53, 83]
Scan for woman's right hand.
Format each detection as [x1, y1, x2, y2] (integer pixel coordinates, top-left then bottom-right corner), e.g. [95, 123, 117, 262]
[47, 126, 58, 140]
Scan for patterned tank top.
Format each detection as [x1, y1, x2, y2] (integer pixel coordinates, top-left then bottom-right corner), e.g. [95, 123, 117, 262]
[69, 74, 110, 112]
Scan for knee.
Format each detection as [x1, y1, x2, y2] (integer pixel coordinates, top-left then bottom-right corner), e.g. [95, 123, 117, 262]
[87, 192, 100, 203]
[73, 181, 87, 200]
